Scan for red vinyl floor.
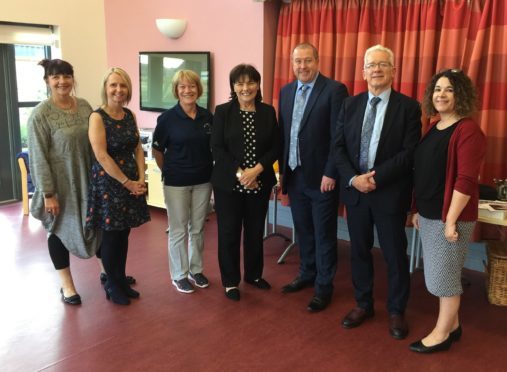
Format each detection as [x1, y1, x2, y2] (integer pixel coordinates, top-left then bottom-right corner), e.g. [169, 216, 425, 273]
[0, 203, 506, 372]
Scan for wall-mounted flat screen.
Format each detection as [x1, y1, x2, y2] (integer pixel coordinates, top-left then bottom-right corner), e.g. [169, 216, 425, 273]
[139, 51, 210, 112]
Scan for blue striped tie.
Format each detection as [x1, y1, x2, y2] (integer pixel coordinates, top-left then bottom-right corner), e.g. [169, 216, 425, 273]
[288, 85, 309, 170]
[359, 96, 381, 173]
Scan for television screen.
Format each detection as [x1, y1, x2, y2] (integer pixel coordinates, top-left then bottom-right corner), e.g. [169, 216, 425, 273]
[139, 51, 211, 112]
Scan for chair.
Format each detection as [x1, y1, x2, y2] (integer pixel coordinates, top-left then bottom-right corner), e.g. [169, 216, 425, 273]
[16, 151, 34, 216]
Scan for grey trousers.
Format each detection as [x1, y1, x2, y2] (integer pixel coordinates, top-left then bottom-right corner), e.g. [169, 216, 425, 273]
[163, 182, 212, 281]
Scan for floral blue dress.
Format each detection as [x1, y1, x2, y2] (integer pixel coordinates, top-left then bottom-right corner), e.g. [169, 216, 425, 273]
[86, 108, 150, 231]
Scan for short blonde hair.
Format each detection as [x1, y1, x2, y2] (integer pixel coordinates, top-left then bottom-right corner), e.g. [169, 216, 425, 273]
[101, 67, 132, 105]
[364, 44, 395, 67]
[172, 70, 203, 100]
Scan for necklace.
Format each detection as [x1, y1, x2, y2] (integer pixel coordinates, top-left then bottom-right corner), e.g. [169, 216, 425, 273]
[53, 97, 75, 113]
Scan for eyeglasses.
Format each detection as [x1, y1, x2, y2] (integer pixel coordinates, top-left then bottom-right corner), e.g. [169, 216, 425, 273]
[364, 62, 392, 70]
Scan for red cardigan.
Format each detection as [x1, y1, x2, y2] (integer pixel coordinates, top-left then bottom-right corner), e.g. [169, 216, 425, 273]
[435, 118, 486, 222]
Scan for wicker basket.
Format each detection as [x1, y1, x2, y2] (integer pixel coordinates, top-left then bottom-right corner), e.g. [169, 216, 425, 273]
[486, 241, 507, 306]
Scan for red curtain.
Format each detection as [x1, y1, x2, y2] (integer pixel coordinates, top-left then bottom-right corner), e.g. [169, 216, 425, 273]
[272, 0, 507, 184]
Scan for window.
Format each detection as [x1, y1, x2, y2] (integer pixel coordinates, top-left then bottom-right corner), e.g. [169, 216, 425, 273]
[15, 44, 50, 150]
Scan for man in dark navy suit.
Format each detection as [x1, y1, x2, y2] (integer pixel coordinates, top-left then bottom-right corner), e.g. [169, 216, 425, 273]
[335, 45, 422, 339]
[279, 43, 348, 312]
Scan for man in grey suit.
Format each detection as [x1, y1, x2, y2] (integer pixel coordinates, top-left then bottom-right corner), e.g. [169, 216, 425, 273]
[335, 45, 422, 339]
[279, 43, 348, 312]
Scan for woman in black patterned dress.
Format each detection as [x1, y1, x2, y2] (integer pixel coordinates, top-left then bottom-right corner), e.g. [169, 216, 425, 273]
[86, 67, 150, 305]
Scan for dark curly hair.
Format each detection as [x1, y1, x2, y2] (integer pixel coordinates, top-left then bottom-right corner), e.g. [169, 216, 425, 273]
[228, 64, 262, 102]
[38, 59, 74, 81]
[422, 69, 477, 117]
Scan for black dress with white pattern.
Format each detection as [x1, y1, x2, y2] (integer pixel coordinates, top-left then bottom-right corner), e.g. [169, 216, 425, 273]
[86, 108, 150, 231]
[233, 110, 261, 194]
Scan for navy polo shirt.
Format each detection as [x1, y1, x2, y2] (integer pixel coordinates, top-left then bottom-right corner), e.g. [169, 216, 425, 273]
[152, 103, 213, 186]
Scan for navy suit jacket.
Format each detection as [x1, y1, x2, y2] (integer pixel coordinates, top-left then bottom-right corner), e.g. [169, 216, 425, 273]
[335, 89, 422, 214]
[279, 74, 348, 193]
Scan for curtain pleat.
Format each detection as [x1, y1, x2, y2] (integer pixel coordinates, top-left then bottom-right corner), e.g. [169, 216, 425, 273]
[273, 0, 507, 183]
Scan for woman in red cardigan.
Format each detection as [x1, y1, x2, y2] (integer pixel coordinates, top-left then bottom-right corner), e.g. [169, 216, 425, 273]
[410, 69, 486, 353]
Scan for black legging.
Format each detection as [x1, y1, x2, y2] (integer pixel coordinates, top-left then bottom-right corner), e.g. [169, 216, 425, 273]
[100, 228, 131, 287]
[48, 234, 69, 270]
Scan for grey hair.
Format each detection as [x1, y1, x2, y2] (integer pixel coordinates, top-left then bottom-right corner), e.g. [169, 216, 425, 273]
[364, 44, 394, 67]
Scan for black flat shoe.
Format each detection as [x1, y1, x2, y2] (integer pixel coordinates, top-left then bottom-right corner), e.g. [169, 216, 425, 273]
[225, 287, 240, 301]
[60, 288, 81, 305]
[245, 278, 271, 290]
[450, 325, 462, 342]
[409, 337, 452, 353]
[100, 273, 136, 285]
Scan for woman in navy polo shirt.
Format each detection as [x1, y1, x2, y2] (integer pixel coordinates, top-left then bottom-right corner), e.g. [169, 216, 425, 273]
[152, 70, 213, 294]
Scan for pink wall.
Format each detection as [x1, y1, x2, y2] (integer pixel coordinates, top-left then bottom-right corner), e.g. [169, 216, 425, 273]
[104, 0, 266, 129]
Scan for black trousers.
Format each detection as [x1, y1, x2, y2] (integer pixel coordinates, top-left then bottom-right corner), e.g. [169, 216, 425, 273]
[100, 229, 131, 287]
[213, 187, 271, 288]
[346, 196, 410, 314]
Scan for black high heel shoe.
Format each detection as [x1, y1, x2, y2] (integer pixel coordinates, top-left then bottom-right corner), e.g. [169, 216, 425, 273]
[100, 273, 136, 285]
[104, 284, 130, 305]
[60, 288, 81, 305]
[450, 325, 462, 342]
[121, 282, 140, 299]
[409, 336, 452, 353]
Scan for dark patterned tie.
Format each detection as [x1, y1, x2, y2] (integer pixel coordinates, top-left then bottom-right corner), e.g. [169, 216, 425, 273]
[359, 96, 381, 173]
[288, 85, 309, 170]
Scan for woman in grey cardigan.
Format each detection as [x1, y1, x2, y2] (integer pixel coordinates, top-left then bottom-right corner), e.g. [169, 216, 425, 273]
[28, 59, 100, 305]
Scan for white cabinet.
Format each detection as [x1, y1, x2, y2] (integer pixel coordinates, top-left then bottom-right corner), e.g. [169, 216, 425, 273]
[145, 159, 166, 209]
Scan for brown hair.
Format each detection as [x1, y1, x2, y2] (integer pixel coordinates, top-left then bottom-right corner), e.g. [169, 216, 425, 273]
[292, 43, 319, 60]
[422, 69, 477, 117]
[228, 64, 262, 102]
[38, 59, 74, 81]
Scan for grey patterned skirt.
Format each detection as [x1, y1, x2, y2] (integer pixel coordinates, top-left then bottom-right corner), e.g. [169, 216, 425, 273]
[418, 216, 475, 297]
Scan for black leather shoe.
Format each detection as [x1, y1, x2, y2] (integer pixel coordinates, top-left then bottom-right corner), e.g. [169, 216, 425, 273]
[60, 288, 81, 305]
[245, 278, 271, 290]
[450, 325, 462, 342]
[342, 307, 374, 328]
[225, 287, 240, 301]
[409, 337, 452, 353]
[100, 273, 136, 285]
[281, 277, 313, 293]
[307, 295, 331, 312]
[389, 314, 409, 340]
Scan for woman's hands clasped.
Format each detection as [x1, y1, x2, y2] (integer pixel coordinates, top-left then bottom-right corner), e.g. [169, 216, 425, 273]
[124, 179, 147, 196]
[238, 166, 262, 190]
